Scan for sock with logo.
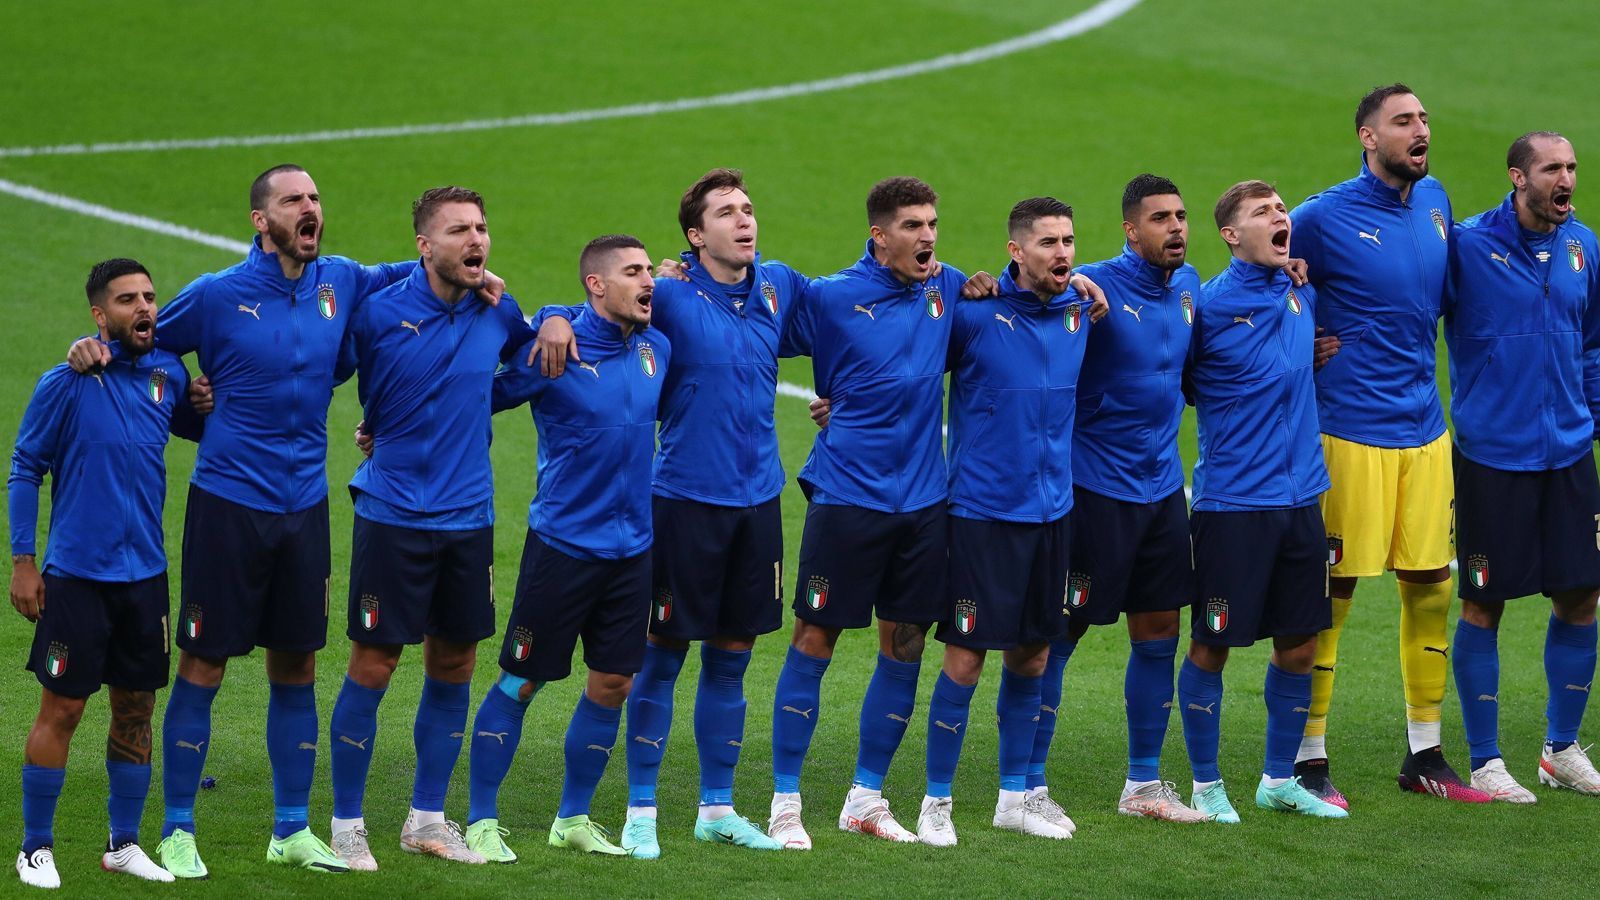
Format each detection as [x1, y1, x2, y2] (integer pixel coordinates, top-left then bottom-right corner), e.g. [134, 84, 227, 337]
[1399, 579, 1451, 752]
[695, 645, 751, 810]
[467, 675, 537, 824]
[626, 642, 686, 809]
[267, 681, 317, 839]
[106, 760, 151, 847]
[923, 672, 977, 798]
[1263, 663, 1312, 779]
[998, 667, 1044, 794]
[1300, 595, 1351, 763]
[1126, 637, 1178, 782]
[1027, 638, 1076, 789]
[21, 765, 64, 854]
[559, 694, 623, 819]
[161, 676, 216, 838]
[412, 677, 469, 815]
[1178, 657, 1224, 784]
[330, 675, 385, 821]
[854, 654, 921, 790]
[1544, 615, 1598, 745]
[1452, 618, 1501, 770]
[772, 646, 830, 794]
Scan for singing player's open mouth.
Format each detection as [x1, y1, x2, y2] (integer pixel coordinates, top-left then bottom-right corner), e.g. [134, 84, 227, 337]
[1270, 228, 1290, 254]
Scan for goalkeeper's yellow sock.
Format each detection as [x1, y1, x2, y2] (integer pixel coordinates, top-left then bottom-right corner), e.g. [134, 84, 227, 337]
[1296, 596, 1353, 762]
[1399, 578, 1453, 753]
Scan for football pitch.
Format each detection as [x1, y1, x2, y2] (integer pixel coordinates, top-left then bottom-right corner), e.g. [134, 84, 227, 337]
[2, 1, 1596, 895]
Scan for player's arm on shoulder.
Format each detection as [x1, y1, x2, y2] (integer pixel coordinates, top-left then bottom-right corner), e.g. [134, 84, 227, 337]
[496, 297, 536, 362]
[357, 257, 420, 296]
[530, 303, 584, 377]
[170, 363, 208, 442]
[778, 279, 823, 359]
[493, 338, 548, 413]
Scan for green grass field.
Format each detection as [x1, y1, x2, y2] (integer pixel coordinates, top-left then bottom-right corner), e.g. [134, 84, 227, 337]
[3, 1, 1598, 896]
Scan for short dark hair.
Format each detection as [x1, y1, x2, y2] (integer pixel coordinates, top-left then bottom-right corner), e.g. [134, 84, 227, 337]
[1213, 180, 1279, 229]
[85, 258, 150, 306]
[579, 234, 648, 289]
[412, 186, 486, 233]
[1508, 131, 1569, 173]
[1355, 83, 1415, 130]
[678, 168, 747, 239]
[1121, 173, 1181, 220]
[250, 163, 307, 211]
[1007, 197, 1073, 238]
[866, 176, 938, 227]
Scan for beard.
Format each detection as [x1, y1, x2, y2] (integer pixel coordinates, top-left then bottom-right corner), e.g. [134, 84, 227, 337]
[1375, 146, 1428, 184]
[266, 214, 322, 263]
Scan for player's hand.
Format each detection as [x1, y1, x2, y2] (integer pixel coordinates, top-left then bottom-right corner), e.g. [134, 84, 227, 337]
[67, 337, 111, 374]
[657, 257, 691, 282]
[188, 376, 214, 415]
[930, 255, 943, 278]
[354, 420, 373, 458]
[1284, 257, 1309, 286]
[1071, 273, 1110, 322]
[531, 315, 580, 377]
[961, 271, 999, 299]
[1314, 328, 1341, 370]
[479, 269, 507, 306]
[809, 396, 831, 429]
[11, 556, 44, 622]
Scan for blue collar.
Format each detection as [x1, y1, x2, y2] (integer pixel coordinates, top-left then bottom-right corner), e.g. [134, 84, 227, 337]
[999, 262, 1077, 312]
[1225, 255, 1290, 289]
[682, 249, 761, 295]
[853, 239, 918, 290]
[245, 234, 309, 284]
[1356, 154, 1408, 206]
[405, 260, 483, 313]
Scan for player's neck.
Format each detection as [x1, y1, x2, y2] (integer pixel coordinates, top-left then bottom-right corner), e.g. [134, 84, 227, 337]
[871, 244, 915, 285]
[1365, 151, 1415, 202]
[589, 298, 639, 339]
[424, 263, 470, 304]
[1513, 196, 1556, 234]
[699, 252, 748, 286]
[260, 236, 308, 280]
[1015, 270, 1055, 303]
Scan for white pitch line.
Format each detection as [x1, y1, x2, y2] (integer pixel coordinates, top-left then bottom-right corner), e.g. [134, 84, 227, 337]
[0, 0, 1141, 159]
[0, 178, 251, 254]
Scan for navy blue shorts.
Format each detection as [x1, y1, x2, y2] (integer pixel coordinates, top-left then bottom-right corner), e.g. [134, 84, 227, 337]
[1190, 505, 1331, 647]
[179, 485, 330, 658]
[1455, 447, 1600, 603]
[650, 496, 783, 642]
[1067, 487, 1192, 627]
[937, 513, 1070, 650]
[792, 501, 946, 630]
[499, 530, 651, 682]
[347, 515, 497, 646]
[28, 572, 170, 699]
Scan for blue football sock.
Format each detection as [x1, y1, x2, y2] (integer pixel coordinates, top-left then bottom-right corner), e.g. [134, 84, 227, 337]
[467, 677, 535, 824]
[1028, 638, 1075, 789]
[21, 765, 64, 854]
[1263, 663, 1312, 779]
[1544, 615, 1597, 745]
[412, 677, 470, 813]
[267, 681, 317, 838]
[626, 642, 686, 808]
[1178, 657, 1223, 784]
[772, 646, 830, 794]
[854, 654, 921, 790]
[161, 676, 216, 837]
[106, 760, 151, 847]
[924, 672, 977, 798]
[997, 668, 1044, 793]
[1126, 637, 1178, 782]
[559, 694, 622, 819]
[695, 645, 751, 808]
[1452, 618, 1501, 768]
[330, 675, 385, 820]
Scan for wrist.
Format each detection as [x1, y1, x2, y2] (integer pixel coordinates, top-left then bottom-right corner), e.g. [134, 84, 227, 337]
[12, 553, 37, 566]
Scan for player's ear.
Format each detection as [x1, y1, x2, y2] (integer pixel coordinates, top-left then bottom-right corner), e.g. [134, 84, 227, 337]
[416, 232, 430, 260]
[89, 302, 109, 331]
[1007, 239, 1024, 266]
[868, 223, 886, 249]
[685, 227, 705, 251]
[1508, 168, 1526, 192]
[1122, 219, 1138, 243]
[249, 208, 268, 237]
[1219, 224, 1240, 248]
[584, 271, 605, 300]
[1357, 124, 1379, 153]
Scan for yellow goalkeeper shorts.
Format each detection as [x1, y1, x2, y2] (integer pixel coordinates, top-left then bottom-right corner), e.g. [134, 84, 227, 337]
[1320, 431, 1455, 578]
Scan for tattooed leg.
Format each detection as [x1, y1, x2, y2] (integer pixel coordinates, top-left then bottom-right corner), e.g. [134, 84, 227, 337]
[878, 620, 931, 664]
[107, 687, 156, 765]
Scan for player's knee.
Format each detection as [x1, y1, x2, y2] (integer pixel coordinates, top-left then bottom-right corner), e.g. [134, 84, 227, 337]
[107, 687, 156, 727]
[1187, 641, 1229, 672]
[177, 651, 226, 688]
[265, 649, 315, 684]
[792, 621, 838, 658]
[883, 621, 928, 663]
[1329, 576, 1358, 600]
[1127, 611, 1179, 642]
[587, 671, 632, 707]
[1272, 635, 1318, 673]
[350, 645, 401, 688]
[38, 690, 87, 733]
[496, 671, 542, 703]
[940, 646, 985, 685]
[1002, 644, 1048, 678]
[1552, 588, 1600, 626]
[1460, 598, 1504, 630]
